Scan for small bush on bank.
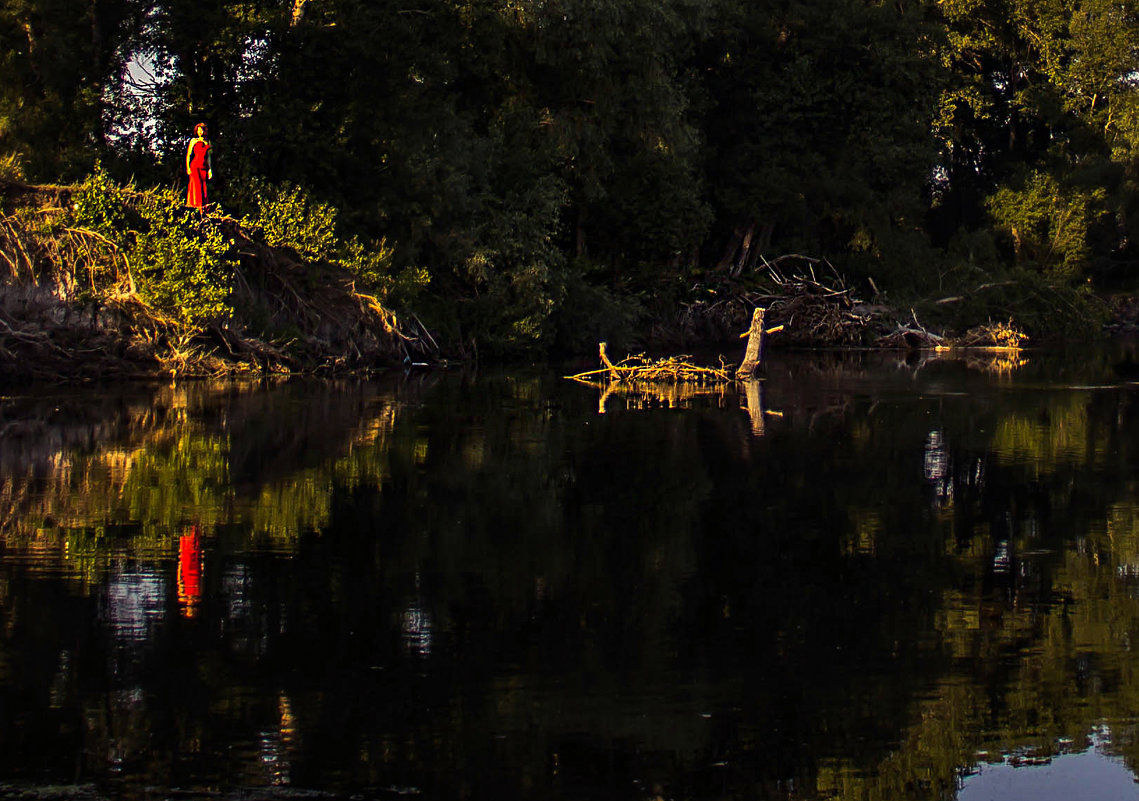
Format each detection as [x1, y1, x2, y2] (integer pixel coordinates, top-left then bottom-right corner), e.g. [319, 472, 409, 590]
[245, 179, 338, 261]
[131, 190, 235, 336]
[237, 179, 426, 307]
[0, 152, 25, 182]
[70, 169, 235, 339]
[72, 164, 130, 247]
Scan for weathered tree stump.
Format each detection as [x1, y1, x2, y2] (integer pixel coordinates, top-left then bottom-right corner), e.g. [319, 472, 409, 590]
[599, 341, 620, 381]
[736, 307, 766, 379]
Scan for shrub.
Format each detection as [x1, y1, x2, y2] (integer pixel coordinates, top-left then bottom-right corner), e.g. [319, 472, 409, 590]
[241, 179, 418, 302]
[917, 266, 1109, 341]
[245, 180, 338, 261]
[0, 152, 26, 182]
[71, 163, 130, 247]
[130, 189, 234, 335]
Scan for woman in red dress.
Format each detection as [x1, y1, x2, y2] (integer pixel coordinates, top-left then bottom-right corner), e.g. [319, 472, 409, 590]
[185, 122, 212, 209]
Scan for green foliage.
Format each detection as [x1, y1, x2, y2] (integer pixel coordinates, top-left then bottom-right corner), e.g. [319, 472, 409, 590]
[131, 190, 234, 332]
[986, 171, 1107, 278]
[11, 0, 1139, 351]
[933, 0, 1139, 281]
[0, 151, 25, 182]
[65, 171, 235, 336]
[702, 0, 944, 263]
[71, 163, 130, 246]
[337, 235, 426, 305]
[447, 172, 570, 355]
[245, 180, 338, 262]
[239, 178, 417, 303]
[0, 0, 146, 179]
[549, 259, 645, 355]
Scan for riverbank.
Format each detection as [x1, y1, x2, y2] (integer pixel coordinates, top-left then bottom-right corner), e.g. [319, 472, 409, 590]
[0, 177, 436, 381]
[0, 177, 1123, 382]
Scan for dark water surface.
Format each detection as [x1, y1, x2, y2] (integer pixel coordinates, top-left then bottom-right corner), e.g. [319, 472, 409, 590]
[5, 347, 1139, 800]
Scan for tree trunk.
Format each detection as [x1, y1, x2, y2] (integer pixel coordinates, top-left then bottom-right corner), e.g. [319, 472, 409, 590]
[576, 218, 587, 258]
[716, 226, 746, 271]
[736, 307, 766, 379]
[732, 222, 756, 276]
[757, 221, 774, 253]
[599, 341, 620, 382]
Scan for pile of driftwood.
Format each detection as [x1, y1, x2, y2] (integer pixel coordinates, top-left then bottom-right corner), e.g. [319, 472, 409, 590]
[564, 343, 746, 415]
[752, 256, 888, 346]
[873, 310, 946, 349]
[566, 256, 1038, 414]
[569, 343, 736, 384]
[677, 254, 892, 347]
[873, 315, 1029, 351]
[957, 320, 1028, 348]
[578, 253, 1037, 397]
[681, 253, 1031, 354]
[569, 302, 781, 386]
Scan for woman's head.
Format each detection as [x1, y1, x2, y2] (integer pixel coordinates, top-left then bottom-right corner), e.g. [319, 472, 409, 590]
[194, 123, 208, 137]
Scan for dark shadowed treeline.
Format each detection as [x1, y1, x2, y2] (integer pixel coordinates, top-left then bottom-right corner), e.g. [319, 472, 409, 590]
[2, 0, 1138, 355]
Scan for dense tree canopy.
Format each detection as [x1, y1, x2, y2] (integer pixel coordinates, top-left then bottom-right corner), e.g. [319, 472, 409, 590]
[2, 0, 1139, 354]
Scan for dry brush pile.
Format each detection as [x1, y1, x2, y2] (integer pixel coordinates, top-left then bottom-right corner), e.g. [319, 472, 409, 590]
[678, 254, 1030, 353]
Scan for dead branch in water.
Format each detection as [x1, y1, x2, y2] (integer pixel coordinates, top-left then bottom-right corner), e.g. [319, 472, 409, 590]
[566, 343, 736, 384]
[874, 309, 947, 349]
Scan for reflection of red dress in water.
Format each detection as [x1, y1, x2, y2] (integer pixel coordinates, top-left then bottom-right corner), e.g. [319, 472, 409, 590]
[178, 526, 203, 617]
[185, 138, 211, 208]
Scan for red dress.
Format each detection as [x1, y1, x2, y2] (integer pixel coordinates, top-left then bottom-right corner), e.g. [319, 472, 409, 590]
[186, 139, 211, 208]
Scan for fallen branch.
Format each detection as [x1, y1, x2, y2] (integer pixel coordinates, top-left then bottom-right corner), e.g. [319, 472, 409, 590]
[566, 344, 736, 384]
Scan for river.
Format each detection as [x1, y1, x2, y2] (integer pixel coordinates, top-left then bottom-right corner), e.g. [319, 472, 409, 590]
[2, 345, 1139, 800]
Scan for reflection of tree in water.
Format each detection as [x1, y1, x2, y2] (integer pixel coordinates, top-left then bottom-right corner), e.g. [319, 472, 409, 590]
[8, 360, 1139, 797]
[0, 379, 414, 578]
[0, 377, 422, 791]
[785, 375, 1139, 799]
